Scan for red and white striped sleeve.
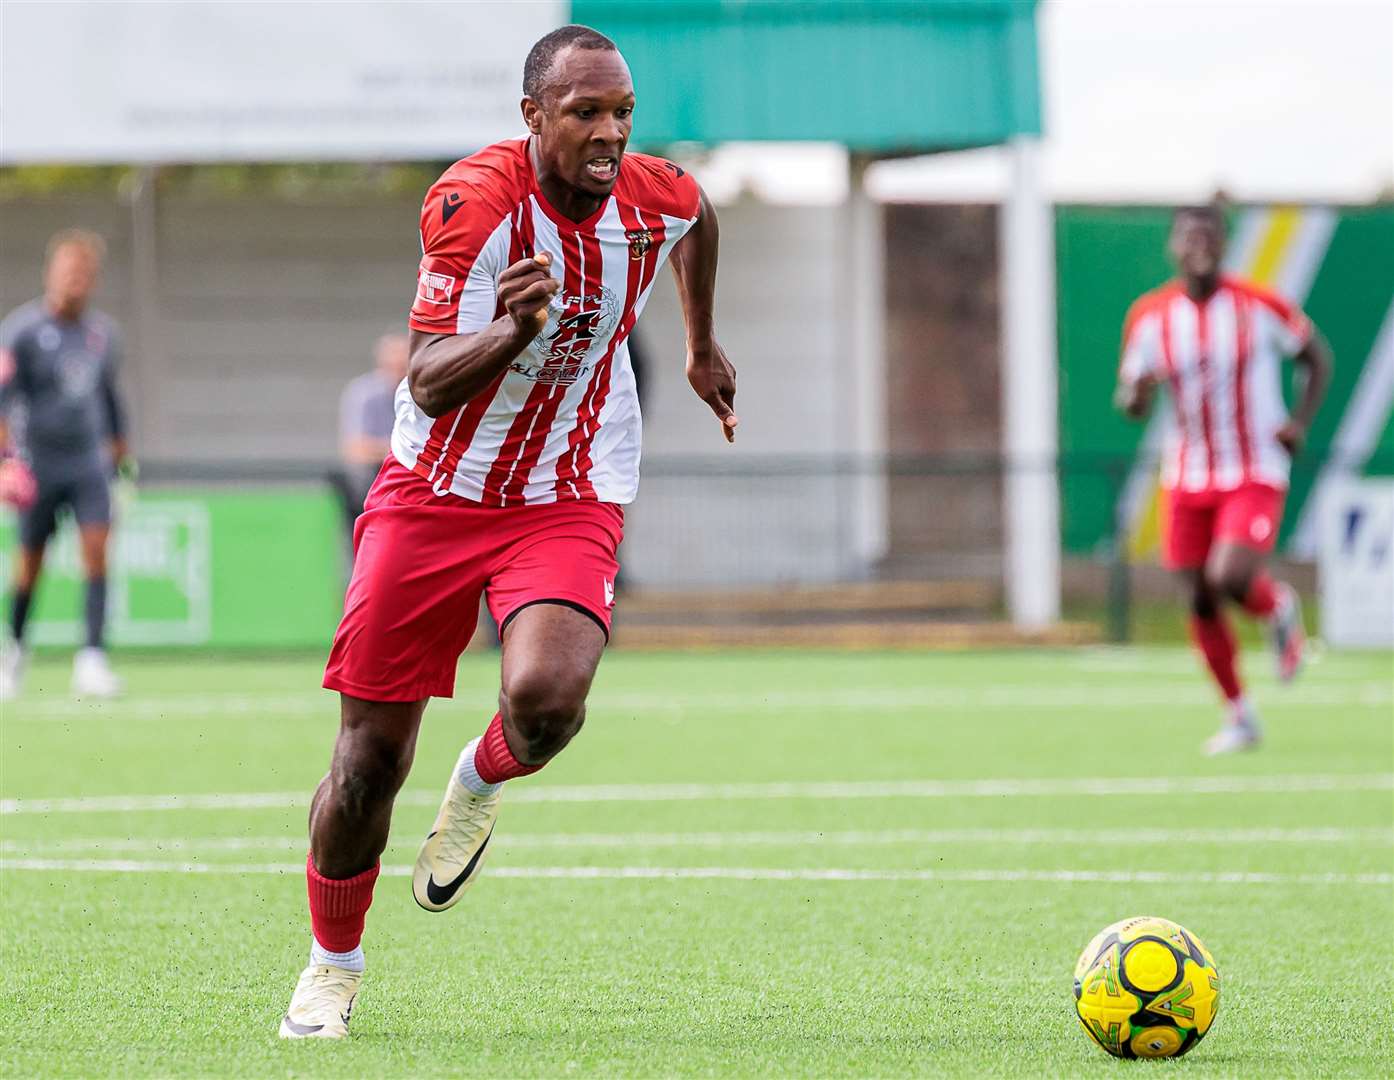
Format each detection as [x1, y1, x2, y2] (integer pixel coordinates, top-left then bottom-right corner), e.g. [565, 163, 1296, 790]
[620, 153, 702, 224]
[1245, 283, 1314, 356]
[1118, 295, 1164, 385]
[653, 159, 701, 223]
[408, 178, 513, 336]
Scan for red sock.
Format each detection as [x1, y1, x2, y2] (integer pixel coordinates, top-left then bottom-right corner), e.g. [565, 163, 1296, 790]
[1189, 613, 1243, 703]
[1243, 573, 1279, 618]
[306, 853, 379, 954]
[474, 712, 544, 784]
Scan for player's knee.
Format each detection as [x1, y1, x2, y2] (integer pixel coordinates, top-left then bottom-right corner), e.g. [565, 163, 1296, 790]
[15, 551, 44, 590]
[500, 666, 589, 763]
[1190, 583, 1219, 619]
[332, 731, 412, 816]
[1204, 563, 1251, 603]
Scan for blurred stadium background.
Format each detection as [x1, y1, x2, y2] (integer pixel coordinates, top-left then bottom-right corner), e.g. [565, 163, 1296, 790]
[2, 0, 1391, 651]
[3, 4, 1392, 1075]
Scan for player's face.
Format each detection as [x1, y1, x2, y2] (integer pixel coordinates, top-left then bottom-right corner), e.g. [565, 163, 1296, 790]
[1170, 215, 1225, 280]
[44, 245, 100, 314]
[527, 48, 634, 199]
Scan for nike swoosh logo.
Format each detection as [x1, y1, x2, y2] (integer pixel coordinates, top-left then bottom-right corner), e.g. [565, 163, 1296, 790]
[281, 1016, 325, 1036]
[424, 826, 493, 907]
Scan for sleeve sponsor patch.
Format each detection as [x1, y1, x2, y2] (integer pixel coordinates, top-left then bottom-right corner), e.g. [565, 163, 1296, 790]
[416, 269, 457, 306]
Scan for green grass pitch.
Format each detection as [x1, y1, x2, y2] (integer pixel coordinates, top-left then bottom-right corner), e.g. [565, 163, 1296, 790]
[2, 646, 1391, 1077]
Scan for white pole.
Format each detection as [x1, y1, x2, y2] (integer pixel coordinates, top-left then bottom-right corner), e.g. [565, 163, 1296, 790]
[1000, 136, 1061, 629]
[847, 153, 889, 573]
[128, 165, 160, 457]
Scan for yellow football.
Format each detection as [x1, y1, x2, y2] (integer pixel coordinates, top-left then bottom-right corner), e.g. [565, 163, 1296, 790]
[1073, 915, 1220, 1059]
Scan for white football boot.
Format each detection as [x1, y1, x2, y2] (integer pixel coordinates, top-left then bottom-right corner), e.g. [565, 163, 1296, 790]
[413, 743, 502, 912]
[278, 963, 362, 1039]
[1204, 699, 1262, 756]
[72, 647, 123, 699]
[1268, 583, 1306, 684]
[0, 639, 25, 702]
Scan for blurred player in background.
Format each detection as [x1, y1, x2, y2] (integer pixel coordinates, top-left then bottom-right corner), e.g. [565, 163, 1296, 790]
[1116, 205, 1331, 755]
[0, 229, 131, 701]
[280, 24, 738, 1038]
[334, 331, 409, 528]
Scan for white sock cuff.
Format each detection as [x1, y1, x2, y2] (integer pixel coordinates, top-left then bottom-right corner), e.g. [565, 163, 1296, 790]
[1227, 696, 1259, 726]
[311, 937, 365, 972]
[457, 736, 502, 796]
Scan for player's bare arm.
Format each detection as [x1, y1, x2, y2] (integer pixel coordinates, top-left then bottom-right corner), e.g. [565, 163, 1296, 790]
[1276, 331, 1332, 455]
[0, 347, 14, 454]
[0, 415, 27, 508]
[671, 187, 739, 443]
[0, 406, 37, 510]
[406, 252, 560, 417]
[1115, 374, 1156, 420]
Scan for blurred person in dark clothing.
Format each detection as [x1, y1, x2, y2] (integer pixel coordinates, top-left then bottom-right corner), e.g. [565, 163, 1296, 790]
[0, 229, 131, 700]
[334, 332, 409, 526]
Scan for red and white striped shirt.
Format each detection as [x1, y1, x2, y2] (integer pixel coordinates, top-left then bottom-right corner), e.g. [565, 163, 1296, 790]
[1120, 275, 1314, 493]
[397, 138, 700, 505]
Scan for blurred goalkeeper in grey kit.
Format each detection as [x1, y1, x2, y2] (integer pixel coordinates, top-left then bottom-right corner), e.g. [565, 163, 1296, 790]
[0, 229, 131, 701]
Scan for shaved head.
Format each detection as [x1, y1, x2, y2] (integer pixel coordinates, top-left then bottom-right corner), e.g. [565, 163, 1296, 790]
[523, 24, 618, 101]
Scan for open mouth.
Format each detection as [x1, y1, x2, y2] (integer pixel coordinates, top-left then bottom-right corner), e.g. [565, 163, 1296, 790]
[584, 157, 619, 182]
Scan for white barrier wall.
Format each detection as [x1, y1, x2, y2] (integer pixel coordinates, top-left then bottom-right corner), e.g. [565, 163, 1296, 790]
[601, 198, 875, 585]
[1318, 478, 1394, 647]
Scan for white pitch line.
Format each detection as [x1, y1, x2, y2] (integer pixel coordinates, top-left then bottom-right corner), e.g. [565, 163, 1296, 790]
[4, 681, 1390, 721]
[3, 825, 1390, 856]
[5, 773, 1391, 815]
[485, 774, 1394, 805]
[1, 857, 1389, 887]
[0, 793, 305, 815]
[496, 825, 1394, 847]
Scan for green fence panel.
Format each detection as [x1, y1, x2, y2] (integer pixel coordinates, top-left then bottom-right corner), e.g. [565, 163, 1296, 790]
[1055, 207, 1172, 555]
[1288, 207, 1394, 517]
[0, 486, 346, 648]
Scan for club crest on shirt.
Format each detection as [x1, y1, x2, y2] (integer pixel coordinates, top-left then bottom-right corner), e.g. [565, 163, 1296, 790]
[625, 228, 653, 260]
[58, 350, 100, 400]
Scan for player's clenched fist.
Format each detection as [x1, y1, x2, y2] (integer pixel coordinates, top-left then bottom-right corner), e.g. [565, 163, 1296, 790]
[498, 252, 559, 339]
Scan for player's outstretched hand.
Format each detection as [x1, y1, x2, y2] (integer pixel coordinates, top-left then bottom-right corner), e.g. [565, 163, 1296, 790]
[687, 339, 739, 443]
[498, 252, 559, 340]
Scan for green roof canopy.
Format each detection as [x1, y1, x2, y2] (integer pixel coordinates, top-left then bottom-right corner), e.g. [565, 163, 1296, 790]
[573, 0, 1041, 152]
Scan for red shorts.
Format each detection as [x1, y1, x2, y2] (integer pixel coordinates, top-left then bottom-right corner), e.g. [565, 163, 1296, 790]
[323, 459, 624, 701]
[1160, 483, 1286, 571]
